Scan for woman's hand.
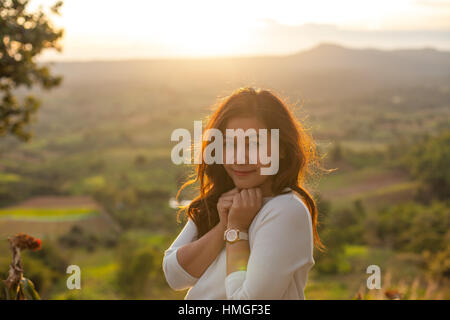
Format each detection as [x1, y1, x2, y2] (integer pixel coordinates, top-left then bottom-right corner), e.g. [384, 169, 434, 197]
[228, 188, 263, 231]
[217, 187, 240, 228]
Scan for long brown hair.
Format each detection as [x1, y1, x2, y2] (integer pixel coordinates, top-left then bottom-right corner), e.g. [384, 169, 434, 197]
[176, 87, 327, 251]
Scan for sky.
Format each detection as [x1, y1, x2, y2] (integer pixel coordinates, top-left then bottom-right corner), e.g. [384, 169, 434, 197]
[28, 0, 450, 61]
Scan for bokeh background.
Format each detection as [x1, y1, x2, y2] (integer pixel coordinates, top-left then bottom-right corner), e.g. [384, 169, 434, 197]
[0, 0, 449, 299]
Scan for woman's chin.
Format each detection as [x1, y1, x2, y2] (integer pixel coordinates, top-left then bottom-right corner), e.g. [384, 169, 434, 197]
[232, 180, 258, 189]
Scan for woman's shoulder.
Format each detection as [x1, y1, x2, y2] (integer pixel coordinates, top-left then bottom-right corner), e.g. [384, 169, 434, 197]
[265, 190, 310, 211]
[259, 191, 311, 224]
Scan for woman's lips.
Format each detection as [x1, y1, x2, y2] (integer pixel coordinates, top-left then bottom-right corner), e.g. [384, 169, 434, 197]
[232, 168, 257, 177]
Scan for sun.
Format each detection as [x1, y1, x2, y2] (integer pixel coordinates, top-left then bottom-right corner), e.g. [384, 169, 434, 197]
[145, 2, 258, 57]
[31, 0, 445, 61]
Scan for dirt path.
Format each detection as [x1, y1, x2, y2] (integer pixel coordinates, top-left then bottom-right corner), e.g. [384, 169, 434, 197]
[322, 169, 410, 201]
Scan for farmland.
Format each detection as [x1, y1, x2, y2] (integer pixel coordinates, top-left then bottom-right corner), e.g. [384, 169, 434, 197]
[0, 43, 449, 299]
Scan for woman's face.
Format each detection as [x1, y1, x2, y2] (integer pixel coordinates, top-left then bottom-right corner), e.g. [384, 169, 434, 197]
[222, 116, 273, 193]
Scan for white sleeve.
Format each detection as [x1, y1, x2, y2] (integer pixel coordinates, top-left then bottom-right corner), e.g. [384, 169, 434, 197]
[162, 218, 200, 290]
[225, 195, 315, 299]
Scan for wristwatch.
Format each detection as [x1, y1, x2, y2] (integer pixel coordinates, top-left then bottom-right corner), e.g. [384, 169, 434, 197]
[224, 228, 248, 244]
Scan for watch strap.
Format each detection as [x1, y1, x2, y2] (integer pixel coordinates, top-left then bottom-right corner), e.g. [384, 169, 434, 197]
[238, 231, 248, 240]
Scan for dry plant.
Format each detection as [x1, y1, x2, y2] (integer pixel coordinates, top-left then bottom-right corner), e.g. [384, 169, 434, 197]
[0, 233, 41, 300]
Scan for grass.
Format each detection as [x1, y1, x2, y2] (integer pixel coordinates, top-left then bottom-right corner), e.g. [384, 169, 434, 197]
[0, 207, 100, 221]
[357, 181, 418, 199]
[306, 244, 450, 300]
[0, 173, 21, 183]
[46, 233, 175, 300]
[331, 181, 418, 209]
[50, 247, 120, 300]
[122, 230, 172, 248]
[344, 245, 369, 258]
[305, 278, 350, 300]
[318, 166, 390, 192]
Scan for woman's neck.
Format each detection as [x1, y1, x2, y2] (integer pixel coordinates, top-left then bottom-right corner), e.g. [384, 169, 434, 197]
[259, 178, 273, 198]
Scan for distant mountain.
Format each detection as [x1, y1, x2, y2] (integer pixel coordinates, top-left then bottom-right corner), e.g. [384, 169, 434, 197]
[286, 43, 450, 77]
[48, 43, 450, 101]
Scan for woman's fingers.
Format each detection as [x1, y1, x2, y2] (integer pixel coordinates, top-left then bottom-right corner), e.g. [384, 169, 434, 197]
[218, 198, 233, 208]
[222, 187, 240, 197]
[240, 189, 249, 206]
[255, 188, 262, 206]
[224, 188, 262, 207]
[222, 187, 262, 213]
[220, 194, 237, 201]
[220, 188, 241, 201]
[232, 193, 241, 208]
[247, 188, 256, 207]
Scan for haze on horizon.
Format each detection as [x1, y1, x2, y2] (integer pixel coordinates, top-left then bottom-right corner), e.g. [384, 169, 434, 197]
[30, 0, 450, 62]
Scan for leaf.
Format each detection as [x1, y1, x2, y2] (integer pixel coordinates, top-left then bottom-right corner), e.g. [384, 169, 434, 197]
[21, 278, 41, 300]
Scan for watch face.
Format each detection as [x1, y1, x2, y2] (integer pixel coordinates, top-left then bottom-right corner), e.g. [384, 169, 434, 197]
[226, 229, 238, 242]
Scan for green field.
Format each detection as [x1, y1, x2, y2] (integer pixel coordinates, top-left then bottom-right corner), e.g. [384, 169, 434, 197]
[0, 208, 99, 221]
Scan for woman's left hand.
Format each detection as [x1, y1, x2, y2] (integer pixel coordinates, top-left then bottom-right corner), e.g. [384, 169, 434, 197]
[228, 188, 263, 231]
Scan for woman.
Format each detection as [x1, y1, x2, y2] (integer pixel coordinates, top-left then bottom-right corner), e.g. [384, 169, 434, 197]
[163, 87, 326, 299]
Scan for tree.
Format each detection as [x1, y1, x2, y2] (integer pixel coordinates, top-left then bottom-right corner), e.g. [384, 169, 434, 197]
[0, 0, 63, 141]
[115, 237, 159, 298]
[406, 131, 450, 201]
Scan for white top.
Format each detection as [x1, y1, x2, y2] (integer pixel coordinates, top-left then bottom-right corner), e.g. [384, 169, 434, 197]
[162, 190, 315, 300]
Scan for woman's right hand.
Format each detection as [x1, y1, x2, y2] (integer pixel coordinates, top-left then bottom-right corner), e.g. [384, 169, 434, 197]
[217, 187, 240, 228]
